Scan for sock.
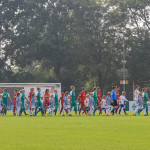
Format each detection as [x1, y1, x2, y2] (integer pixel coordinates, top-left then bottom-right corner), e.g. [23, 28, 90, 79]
[65, 109, 68, 114]
[79, 108, 82, 115]
[84, 107, 87, 115]
[74, 107, 77, 115]
[146, 107, 148, 115]
[68, 109, 70, 115]
[60, 107, 63, 114]
[62, 109, 64, 115]
[44, 108, 46, 114]
[94, 108, 97, 114]
[143, 109, 146, 115]
[119, 108, 121, 114]
[123, 109, 126, 114]
[41, 108, 44, 115]
[35, 108, 37, 115]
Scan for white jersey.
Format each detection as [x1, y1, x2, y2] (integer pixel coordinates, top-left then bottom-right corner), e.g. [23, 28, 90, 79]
[120, 95, 128, 104]
[102, 99, 107, 108]
[70, 91, 72, 96]
[134, 90, 140, 101]
[85, 98, 89, 107]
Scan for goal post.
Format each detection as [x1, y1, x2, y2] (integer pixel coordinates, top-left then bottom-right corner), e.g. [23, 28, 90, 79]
[0, 83, 61, 111]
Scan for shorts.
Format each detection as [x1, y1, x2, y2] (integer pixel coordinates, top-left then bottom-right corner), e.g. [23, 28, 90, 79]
[44, 102, 49, 107]
[120, 104, 125, 107]
[143, 104, 148, 109]
[71, 101, 77, 107]
[55, 103, 58, 108]
[63, 104, 68, 109]
[3, 102, 7, 107]
[80, 102, 85, 107]
[112, 100, 117, 106]
[138, 106, 143, 109]
[94, 103, 98, 107]
[36, 102, 42, 107]
[31, 105, 35, 109]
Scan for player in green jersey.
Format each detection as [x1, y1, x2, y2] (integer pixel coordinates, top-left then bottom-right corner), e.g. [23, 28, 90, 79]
[20, 90, 28, 116]
[54, 89, 59, 116]
[2, 88, 12, 116]
[142, 88, 149, 116]
[35, 88, 44, 116]
[93, 87, 98, 116]
[70, 86, 77, 116]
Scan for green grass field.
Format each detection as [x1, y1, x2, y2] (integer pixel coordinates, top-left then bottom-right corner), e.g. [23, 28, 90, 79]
[0, 111, 150, 150]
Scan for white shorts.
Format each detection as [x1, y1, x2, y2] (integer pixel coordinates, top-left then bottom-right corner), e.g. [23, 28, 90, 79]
[138, 106, 143, 109]
[63, 104, 68, 109]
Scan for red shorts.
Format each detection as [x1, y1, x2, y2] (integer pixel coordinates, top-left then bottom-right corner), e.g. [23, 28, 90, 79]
[45, 103, 49, 107]
[80, 102, 85, 107]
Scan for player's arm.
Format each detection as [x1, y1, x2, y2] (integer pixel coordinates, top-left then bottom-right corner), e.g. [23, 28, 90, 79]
[8, 94, 12, 102]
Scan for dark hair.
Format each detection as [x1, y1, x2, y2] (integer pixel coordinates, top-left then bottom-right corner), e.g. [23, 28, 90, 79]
[135, 85, 139, 89]
[4, 88, 7, 92]
[65, 92, 69, 96]
[63, 88, 66, 93]
[17, 93, 20, 97]
[112, 86, 116, 89]
[45, 89, 49, 93]
[32, 93, 35, 97]
[93, 87, 97, 90]
[37, 87, 40, 91]
[82, 87, 85, 90]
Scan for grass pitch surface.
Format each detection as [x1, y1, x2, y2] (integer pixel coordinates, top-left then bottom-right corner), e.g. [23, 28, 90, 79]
[0, 112, 150, 150]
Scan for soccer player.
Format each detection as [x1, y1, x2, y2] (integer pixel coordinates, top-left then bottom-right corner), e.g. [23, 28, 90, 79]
[13, 89, 18, 116]
[93, 87, 98, 116]
[101, 95, 109, 115]
[135, 93, 144, 116]
[0, 88, 2, 95]
[30, 93, 36, 116]
[88, 93, 94, 116]
[2, 88, 11, 116]
[85, 94, 90, 113]
[142, 88, 149, 116]
[16, 92, 21, 116]
[67, 95, 72, 116]
[70, 86, 77, 116]
[115, 86, 120, 114]
[48, 94, 55, 116]
[62, 92, 69, 116]
[118, 92, 128, 115]
[53, 89, 59, 116]
[44, 89, 50, 114]
[78, 87, 87, 116]
[60, 89, 67, 115]
[111, 86, 117, 116]
[35, 88, 44, 116]
[28, 88, 35, 116]
[106, 92, 111, 115]
[97, 87, 102, 115]
[20, 89, 28, 116]
[133, 85, 140, 116]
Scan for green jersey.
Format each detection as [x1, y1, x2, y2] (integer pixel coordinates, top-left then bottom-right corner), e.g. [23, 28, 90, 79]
[2, 93, 10, 103]
[70, 91, 75, 102]
[93, 92, 97, 103]
[143, 93, 148, 104]
[54, 93, 58, 104]
[36, 92, 41, 102]
[21, 93, 25, 107]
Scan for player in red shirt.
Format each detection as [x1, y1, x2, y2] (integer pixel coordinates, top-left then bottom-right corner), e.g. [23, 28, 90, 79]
[78, 87, 87, 115]
[60, 89, 68, 115]
[0, 88, 2, 95]
[44, 89, 50, 114]
[97, 87, 102, 115]
[28, 88, 35, 116]
[115, 86, 120, 114]
[13, 89, 18, 116]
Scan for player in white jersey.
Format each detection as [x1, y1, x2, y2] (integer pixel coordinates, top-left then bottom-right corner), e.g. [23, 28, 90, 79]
[88, 93, 94, 116]
[0, 95, 2, 117]
[48, 94, 55, 116]
[62, 92, 69, 116]
[16, 93, 21, 116]
[31, 93, 36, 116]
[106, 92, 111, 115]
[101, 95, 109, 115]
[67, 95, 72, 116]
[133, 85, 140, 116]
[118, 92, 128, 115]
[85, 94, 90, 114]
